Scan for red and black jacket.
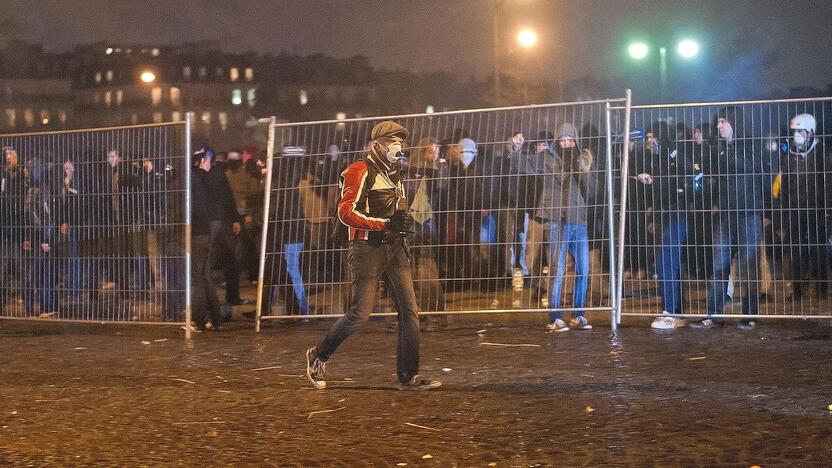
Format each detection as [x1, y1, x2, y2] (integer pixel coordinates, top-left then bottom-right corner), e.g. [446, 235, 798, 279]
[336, 154, 406, 243]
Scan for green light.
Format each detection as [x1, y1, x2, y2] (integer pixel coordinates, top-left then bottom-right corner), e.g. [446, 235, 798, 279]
[628, 42, 649, 60]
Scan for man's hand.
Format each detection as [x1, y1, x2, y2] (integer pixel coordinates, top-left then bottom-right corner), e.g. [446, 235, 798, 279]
[388, 210, 414, 234]
[232, 222, 242, 235]
[635, 173, 653, 185]
[60, 223, 70, 236]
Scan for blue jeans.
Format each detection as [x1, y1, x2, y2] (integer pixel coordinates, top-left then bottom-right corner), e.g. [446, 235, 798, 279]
[655, 218, 688, 314]
[548, 223, 589, 322]
[706, 213, 762, 315]
[283, 242, 310, 315]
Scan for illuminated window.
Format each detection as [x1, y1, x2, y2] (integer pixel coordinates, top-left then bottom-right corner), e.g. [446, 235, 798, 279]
[93, 93, 101, 104]
[5, 109, 16, 127]
[104, 91, 112, 107]
[106, 70, 113, 82]
[336, 112, 346, 120]
[218, 112, 228, 131]
[201, 111, 211, 124]
[244, 67, 253, 81]
[199, 66, 207, 79]
[95, 72, 102, 84]
[23, 109, 34, 127]
[116, 89, 123, 106]
[231, 89, 242, 106]
[230, 67, 239, 82]
[152, 112, 163, 123]
[215, 67, 223, 78]
[131, 114, 138, 124]
[246, 88, 256, 107]
[183, 66, 192, 80]
[170, 87, 181, 105]
[58, 110, 67, 123]
[299, 89, 308, 105]
[105, 47, 113, 54]
[151, 48, 160, 56]
[40, 110, 50, 125]
[171, 111, 181, 122]
[151, 87, 162, 106]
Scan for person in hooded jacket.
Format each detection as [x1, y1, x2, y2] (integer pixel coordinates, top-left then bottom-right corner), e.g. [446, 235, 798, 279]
[189, 149, 224, 331]
[1, 147, 26, 312]
[779, 113, 831, 301]
[691, 106, 769, 329]
[21, 158, 57, 317]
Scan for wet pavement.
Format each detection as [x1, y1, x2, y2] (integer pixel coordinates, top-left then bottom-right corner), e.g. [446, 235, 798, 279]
[1, 316, 831, 466]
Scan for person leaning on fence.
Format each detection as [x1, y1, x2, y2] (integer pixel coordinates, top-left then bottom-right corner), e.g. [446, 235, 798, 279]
[304, 120, 441, 391]
[225, 148, 262, 284]
[536, 124, 597, 332]
[779, 113, 831, 301]
[21, 157, 58, 318]
[690, 106, 768, 330]
[1, 147, 26, 312]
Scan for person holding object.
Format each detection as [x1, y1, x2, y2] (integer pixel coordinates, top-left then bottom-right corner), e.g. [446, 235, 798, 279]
[305, 120, 441, 391]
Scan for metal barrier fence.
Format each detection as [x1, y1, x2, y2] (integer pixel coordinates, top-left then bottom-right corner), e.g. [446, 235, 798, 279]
[0, 119, 192, 330]
[612, 96, 832, 322]
[255, 97, 631, 330]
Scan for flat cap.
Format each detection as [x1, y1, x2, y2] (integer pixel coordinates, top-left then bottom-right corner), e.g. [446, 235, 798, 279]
[371, 120, 409, 141]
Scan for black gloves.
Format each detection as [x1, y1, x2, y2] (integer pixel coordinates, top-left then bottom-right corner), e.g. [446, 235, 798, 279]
[387, 210, 414, 235]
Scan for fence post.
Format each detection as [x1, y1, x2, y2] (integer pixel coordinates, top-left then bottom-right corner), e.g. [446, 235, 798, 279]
[183, 113, 193, 339]
[605, 100, 618, 331]
[255, 116, 277, 332]
[615, 89, 633, 325]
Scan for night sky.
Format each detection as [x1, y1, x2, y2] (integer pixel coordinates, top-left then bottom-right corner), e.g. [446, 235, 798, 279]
[3, 0, 831, 101]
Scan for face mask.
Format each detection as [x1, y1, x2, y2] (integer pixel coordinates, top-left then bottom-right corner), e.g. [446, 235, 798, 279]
[793, 130, 806, 146]
[227, 159, 242, 170]
[384, 142, 403, 164]
[461, 150, 476, 168]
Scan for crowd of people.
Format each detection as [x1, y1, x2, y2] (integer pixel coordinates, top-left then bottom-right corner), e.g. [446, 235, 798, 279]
[1, 106, 830, 332]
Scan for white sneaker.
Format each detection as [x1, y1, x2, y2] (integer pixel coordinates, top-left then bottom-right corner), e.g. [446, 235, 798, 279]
[651, 311, 683, 330]
[569, 316, 592, 330]
[546, 318, 569, 332]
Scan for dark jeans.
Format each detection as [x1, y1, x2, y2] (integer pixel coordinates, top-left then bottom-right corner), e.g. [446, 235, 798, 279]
[192, 233, 222, 327]
[314, 238, 420, 384]
[655, 217, 688, 314]
[706, 213, 762, 316]
[23, 246, 56, 315]
[209, 220, 241, 303]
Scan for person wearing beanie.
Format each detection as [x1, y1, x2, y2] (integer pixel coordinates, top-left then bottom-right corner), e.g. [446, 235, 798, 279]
[305, 120, 441, 391]
[690, 106, 768, 330]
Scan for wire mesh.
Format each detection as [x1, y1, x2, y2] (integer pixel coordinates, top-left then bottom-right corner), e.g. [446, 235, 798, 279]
[257, 99, 628, 326]
[615, 97, 832, 320]
[0, 123, 188, 323]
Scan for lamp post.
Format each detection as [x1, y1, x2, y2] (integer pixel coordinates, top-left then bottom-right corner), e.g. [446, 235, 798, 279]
[628, 39, 699, 97]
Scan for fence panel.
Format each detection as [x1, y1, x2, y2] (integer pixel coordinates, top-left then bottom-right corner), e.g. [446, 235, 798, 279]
[256, 99, 629, 330]
[0, 122, 189, 325]
[614, 97, 832, 321]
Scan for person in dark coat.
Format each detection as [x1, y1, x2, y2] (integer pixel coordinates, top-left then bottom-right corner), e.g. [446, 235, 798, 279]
[21, 157, 57, 316]
[190, 149, 224, 331]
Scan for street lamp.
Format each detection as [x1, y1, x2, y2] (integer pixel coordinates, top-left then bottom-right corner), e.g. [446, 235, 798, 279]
[140, 71, 156, 83]
[628, 42, 649, 60]
[677, 39, 700, 59]
[517, 28, 538, 49]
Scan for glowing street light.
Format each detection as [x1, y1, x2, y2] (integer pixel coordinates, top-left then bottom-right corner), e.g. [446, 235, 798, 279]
[677, 39, 700, 59]
[517, 28, 538, 49]
[628, 42, 649, 60]
[140, 71, 156, 83]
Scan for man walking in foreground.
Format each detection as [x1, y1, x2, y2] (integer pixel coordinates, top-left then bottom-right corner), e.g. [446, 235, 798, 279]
[305, 121, 441, 391]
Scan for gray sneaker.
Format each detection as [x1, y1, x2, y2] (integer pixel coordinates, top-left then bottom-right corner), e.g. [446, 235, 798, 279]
[569, 316, 592, 330]
[399, 376, 442, 391]
[737, 319, 757, 330]
[305, 347, 327, 389]
[689, 318, 722, 329]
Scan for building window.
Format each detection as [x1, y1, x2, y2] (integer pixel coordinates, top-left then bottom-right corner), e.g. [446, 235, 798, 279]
[93, 93, 101, 104]
[104, 91, 112, 107]
[198, 66, 207, 79]
[201, 111, 211, 125]
[23, 109, 34, 127]
[106, 70, 113, 82]
[105, 47, 113, 55]
[40, 110, 50, 125]
[230, 67, 239, 82]
[299, 89, 309, 105]
[183, 66, 192, 80]
[246, 88, 256, 108]
[170, 87, 181, 105]
[215, 67, 224, 78]
[171, 111, 181, 122]
[152, 112, 163, 123]
[244, 67, 253, 81]
[151, 48, 160, 56]
[58, 110, 67, 124]
[116, 89, 123, 106]
[131, 114, 138, 124]
[151, 87, 162, 106]
[218, 112, 228, 131]
[5, 109, 16, 127]
[231, 89, 242, 106]
[95, 72, 102, 84]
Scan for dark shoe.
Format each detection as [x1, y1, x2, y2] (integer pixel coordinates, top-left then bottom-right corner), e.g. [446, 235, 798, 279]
[689, 318, 722, 329]
[305, 347, 327, 389]
[242, 310, 256, 320]
[399, 376, 442, 391]
[227, 298, 252, 306]
[737, 319, 757, 330]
